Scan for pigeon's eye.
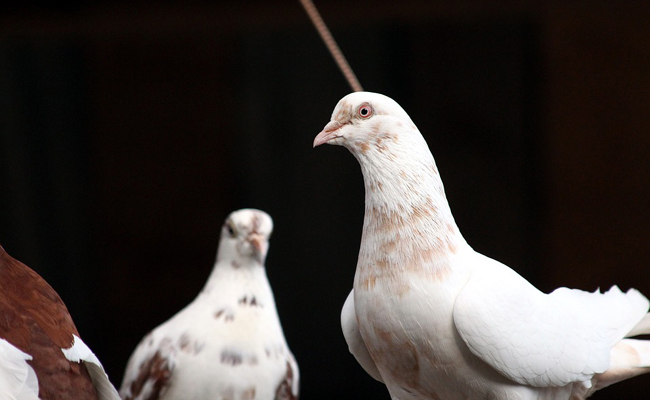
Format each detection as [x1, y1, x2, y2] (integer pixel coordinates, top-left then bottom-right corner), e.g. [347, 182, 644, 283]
[358, 104, 373, 119]
[225, 222, 237, 238]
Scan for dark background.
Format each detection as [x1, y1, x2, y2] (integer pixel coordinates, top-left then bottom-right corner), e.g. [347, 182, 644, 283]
[1, 1, 649, 399]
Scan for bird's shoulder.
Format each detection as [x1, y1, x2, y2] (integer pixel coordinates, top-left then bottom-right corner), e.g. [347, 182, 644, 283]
[0, 251, 78, 349]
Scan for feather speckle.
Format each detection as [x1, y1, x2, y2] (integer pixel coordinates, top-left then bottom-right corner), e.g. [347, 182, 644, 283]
[316, 91, 650, 400]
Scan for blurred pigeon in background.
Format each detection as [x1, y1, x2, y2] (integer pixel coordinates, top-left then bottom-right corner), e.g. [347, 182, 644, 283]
[119, 209, 298, 400]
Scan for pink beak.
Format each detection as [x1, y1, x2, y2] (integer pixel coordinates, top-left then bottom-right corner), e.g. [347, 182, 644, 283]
[248, 234, 266, 260]
[313, 120, 344, 147]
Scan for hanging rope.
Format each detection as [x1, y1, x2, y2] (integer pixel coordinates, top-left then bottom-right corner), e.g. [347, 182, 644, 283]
[298, 0, 363, 92]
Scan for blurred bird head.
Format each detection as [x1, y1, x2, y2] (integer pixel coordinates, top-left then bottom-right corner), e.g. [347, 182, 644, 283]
[217, 209, 273, 266]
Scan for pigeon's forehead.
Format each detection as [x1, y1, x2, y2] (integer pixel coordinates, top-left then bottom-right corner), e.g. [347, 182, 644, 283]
[227, 209, 273, 235]
[333, 91, 410, 121]
[332, 98, 355, 121]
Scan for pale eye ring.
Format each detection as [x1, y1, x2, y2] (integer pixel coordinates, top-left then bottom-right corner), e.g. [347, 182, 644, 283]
[358, 104, 373, 119]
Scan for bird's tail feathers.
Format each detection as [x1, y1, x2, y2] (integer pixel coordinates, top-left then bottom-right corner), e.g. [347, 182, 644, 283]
[594, 338, 650, 390]
[627, 312, 650, 337]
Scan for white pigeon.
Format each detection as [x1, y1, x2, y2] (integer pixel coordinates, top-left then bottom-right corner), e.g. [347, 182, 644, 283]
[314, 91, 650, 400]
[0, 245, 122, 400]
[119, 209, 299, 400]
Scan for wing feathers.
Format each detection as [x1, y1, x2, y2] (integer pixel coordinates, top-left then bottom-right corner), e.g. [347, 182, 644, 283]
[340, 290, 384, 383]
[627, 312, 650, 337]
[120, 347, 173, 400]
[593, 338, 650, 390]
[61, 335, 121, 400]
[0, 338, 40, 400]
[274, 359, 299, 400]
[454, 257, 650, 388]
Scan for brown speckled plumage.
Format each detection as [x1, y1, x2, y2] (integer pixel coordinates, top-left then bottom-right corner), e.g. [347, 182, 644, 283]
[119, 209, 299, 400]
[274, 360, 298, 400]
[123, 350, 172, 400]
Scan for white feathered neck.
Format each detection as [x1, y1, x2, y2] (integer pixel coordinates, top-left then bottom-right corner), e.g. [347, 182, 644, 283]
[330, 92, 469, 277]
[200, 209, 274, 298]
[202, 254, 269, 297]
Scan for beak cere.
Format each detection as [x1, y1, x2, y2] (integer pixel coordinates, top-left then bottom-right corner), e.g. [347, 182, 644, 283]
[313, 120, 344, 147]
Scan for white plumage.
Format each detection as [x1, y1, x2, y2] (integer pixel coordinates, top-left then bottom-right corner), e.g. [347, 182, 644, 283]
[119, 209, 298, 400]
[315, 91, 650, 399]
[0, 336, 115, 400]
[0, 338, 39, 400]
[63, 335, 123, 400]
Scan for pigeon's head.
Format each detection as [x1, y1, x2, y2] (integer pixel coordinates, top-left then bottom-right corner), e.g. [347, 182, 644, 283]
[313, 92, 424, 160]
[217, 209, 273, 265]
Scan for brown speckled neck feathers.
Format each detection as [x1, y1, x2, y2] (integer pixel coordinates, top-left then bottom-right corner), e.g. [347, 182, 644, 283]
[0, 245, 98, 400]
[357, 157, 463, 283]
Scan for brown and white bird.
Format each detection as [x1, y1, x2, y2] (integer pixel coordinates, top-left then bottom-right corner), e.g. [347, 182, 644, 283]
[0, 245, 121, 400]
[314, 91, 650, 399]
[119, 209, 298, 400]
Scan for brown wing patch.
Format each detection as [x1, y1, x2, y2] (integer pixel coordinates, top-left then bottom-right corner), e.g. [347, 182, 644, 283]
[123, 350, 172, 400]
[274, 360, 298, 400]
[0, 245, 98, 400]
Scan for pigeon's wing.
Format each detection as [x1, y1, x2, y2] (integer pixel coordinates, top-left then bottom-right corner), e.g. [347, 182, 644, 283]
[453, 256, 649, 388]
[119, 332, 175, 400]
[275, 352, 300, 400]
[0, 338, 40, 400]
[341, 289, 384, 383]
[61, 335, 121, 400]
